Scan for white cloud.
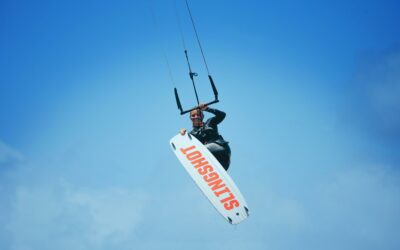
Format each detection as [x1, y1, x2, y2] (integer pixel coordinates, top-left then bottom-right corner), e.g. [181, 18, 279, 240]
[250, 188, 306, 230]
[295, 165, 400, 250]
[67, 187, 146, 245]
[6, 182, 147, 250]
[366, 50, 400, 131]
[351, 48, 400, 138]
[0, 140, 24, 166]
[236, 164, 400, 250]
[317, 165, 400, 235]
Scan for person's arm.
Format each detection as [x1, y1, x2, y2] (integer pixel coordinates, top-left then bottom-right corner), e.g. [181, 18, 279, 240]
[205, 107, 226, 126]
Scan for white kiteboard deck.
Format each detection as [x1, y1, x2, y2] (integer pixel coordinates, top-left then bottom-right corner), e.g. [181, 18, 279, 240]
[170, 133, 249, 225]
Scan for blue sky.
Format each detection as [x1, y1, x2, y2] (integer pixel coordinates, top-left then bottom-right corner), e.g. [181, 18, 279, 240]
[1, 0, 400, 249]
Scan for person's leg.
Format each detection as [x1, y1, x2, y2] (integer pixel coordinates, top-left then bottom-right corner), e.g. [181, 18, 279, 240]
[205, 143, 231, 171]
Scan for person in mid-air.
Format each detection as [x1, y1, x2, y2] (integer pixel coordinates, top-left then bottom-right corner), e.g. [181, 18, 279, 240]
[180, 104, 231, 170]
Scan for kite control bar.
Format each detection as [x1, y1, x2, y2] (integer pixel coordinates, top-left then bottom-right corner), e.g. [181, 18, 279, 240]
[173, 1, 220, 116]
[174, 74, 219, 115]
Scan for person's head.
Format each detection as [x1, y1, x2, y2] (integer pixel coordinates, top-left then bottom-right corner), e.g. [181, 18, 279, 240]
[190, 108, 204, 127]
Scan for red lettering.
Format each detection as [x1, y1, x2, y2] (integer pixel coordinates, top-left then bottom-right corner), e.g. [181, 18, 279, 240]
[204, 172, 219, 182]
[208, 178, 225, 191]
[223, 199, 240, 210]
[180, 146, 196, 155]
[214, 187, 230, 197]
[191, 157, 209, 169]
[187, 150, 202, 161]
[198, 165, 213, 175]
[182, 143, 240, 212]
[220, 192, 235, 203]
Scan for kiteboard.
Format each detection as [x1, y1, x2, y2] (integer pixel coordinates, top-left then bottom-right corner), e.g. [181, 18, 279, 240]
[170, 132, 249, 225]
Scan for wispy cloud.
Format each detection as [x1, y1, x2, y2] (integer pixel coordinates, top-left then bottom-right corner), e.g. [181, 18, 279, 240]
[6, 182, 147, 250]
[311, 165, 400, 249]
[348, 47, 400, 142]
[239, 164, 400, 250]
[67, 186, 146, 245]
[0, 140, 24, 168]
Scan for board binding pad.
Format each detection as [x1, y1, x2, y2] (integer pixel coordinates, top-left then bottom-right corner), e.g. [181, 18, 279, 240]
[170, 132, 249, 225]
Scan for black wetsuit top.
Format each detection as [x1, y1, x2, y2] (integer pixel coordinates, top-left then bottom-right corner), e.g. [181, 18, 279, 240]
[189, 107, 228, 147]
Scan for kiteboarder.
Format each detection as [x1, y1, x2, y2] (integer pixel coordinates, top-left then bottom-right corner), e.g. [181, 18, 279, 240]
[180, 103, 231, 170]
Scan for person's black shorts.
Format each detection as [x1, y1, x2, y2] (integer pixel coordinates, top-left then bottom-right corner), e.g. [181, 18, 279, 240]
[205, 142, 231, 171]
